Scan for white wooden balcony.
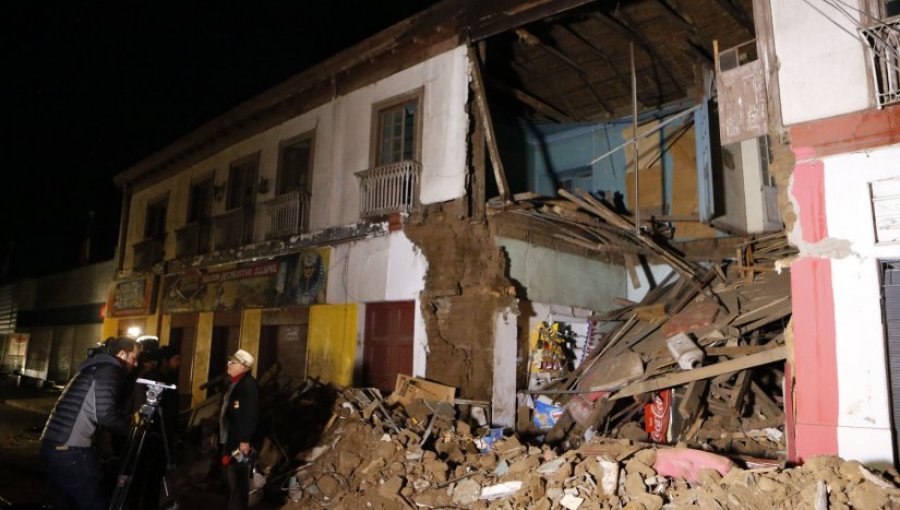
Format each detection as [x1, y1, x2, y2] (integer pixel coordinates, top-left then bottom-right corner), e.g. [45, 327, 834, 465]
[262, 190, 309, 239]
[356, 160, 420, 219]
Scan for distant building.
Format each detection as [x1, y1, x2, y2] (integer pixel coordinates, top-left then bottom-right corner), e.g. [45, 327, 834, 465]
[0, 260, 113, 386]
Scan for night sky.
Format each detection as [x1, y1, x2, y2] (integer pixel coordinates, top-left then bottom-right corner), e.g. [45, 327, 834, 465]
[2, 1, 438, 281]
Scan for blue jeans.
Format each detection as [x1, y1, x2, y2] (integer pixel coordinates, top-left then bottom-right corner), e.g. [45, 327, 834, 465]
[40, 442, 107, 510]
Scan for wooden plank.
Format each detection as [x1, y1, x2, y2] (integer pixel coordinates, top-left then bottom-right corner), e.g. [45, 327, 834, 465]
[677, 379, 707, 420]
[706, 345, 771, 357]
[472, 43, 487, 222]
[625, 253, 642, 289]
[515, 28, 615, 115]
[485, 75, 573, 123]
[611, 346, 786, 400]
[750, 381, 784, 420]
[634, 303, 667, 321]
[467, 45, 511, 202]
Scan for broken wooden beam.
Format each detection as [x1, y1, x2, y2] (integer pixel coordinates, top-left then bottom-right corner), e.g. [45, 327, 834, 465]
[610, 346, 786, 400]
[467, 44, 511, 203]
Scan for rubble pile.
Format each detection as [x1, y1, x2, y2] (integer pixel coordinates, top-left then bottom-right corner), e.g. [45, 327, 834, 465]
[281, 391, 900, 509]
[510, 191, 797, 462]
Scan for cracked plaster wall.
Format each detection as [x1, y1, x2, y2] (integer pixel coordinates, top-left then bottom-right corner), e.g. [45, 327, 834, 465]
[789, 143, 900, 465]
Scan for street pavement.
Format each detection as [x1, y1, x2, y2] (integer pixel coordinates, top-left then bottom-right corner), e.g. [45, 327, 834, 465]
[0, 383, 54, 505]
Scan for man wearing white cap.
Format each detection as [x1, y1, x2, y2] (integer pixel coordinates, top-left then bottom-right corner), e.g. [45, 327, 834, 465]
[219, 349, 259, 510]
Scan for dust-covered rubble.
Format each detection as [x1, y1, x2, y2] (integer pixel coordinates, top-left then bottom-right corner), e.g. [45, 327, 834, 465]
[279, 389, 900, 510]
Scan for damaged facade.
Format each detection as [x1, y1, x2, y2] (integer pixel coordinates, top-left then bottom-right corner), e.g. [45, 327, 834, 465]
[104, 0, 900, 469]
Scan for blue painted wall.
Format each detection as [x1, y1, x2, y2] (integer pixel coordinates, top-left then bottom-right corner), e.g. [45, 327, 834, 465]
[526, 123, 630, 201]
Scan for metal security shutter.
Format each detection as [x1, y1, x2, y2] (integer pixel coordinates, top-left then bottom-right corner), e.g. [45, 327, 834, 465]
[0, 284, 17, 334]
[881, 261, 900, 463]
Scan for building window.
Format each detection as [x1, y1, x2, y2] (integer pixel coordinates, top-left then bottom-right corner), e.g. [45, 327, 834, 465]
[264, 134, 315, 238]
[134, 196, 167, 268]
[373, 91, 422, 166]
[144, 197, 168, 240]
[188, 177, 214, 223]
[872, 177, 900, 244]
[277, 134, 314, 197]
[227, 153, 259, 210]
[176, 177, 214, 258]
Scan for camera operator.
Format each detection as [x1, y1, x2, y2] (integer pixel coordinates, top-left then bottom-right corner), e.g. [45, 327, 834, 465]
[40, 336, 138, 510]
[128, 346, 180, 510]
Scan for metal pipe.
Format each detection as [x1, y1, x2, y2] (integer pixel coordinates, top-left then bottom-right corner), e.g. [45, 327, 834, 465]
[631, 43, 640, 235]
[586, 104, 701, 167]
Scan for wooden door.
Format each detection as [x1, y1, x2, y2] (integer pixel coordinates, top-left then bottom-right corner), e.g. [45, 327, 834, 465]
[364, 301, 414, 392]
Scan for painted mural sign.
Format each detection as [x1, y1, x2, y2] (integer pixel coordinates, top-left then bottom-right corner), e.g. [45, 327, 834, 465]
[110, 278, 155, 317]
[162, 248, 329, 313]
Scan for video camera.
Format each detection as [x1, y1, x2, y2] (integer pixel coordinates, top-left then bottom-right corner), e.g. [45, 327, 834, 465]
[137, 378, 176, 405]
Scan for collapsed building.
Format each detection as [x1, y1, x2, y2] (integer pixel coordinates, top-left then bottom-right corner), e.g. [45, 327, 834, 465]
[100, 0, 900, 472]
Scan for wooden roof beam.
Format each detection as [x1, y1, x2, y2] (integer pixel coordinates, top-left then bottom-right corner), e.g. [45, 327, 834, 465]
[713, 0, 756, 36]
[559, 24, 636, 101]
[485, 75, 575, 123]
[509, 59, 582, 121]
[655, 0, 698, 33]
[515, 28, 615, 116]
[594, 11, 686, 102]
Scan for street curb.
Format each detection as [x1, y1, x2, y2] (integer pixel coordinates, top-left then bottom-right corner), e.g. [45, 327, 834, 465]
[0, 398, 54, 416]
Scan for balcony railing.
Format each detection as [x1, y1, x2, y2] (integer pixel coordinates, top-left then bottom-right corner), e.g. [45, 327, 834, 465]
[356, 160, 420, 219]
[862, 17, 900, 108]
[212, 207, 254, 251]
[133, 237, 164, 270]
[262, 190, 309, 239]
[175, 221, 211, 258]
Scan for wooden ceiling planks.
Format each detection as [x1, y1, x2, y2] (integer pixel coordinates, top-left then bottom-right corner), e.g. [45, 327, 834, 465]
[484, 0, 755, 122]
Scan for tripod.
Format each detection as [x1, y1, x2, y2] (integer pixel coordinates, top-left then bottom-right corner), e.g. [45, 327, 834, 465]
[109, 378, 177, 510]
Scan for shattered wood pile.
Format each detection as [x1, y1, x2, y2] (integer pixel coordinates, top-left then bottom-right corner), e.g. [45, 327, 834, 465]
[503, 190, 797, 460]
[280, 388, 900, 509]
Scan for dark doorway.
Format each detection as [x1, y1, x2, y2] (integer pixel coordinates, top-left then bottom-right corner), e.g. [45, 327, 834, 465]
[208, 325, 239, 397]
[170, 313, 197, 409]
[258, 325, 278, 378]
[261, 308, 310, 383]
[881, 261, 900, 465]
[363, 301, 414, 392]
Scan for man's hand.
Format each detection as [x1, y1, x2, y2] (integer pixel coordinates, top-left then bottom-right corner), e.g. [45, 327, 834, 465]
[239, 441, 251, 455]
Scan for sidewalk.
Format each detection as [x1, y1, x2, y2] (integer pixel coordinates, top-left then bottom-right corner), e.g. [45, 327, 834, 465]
[0, 379, 59, 416]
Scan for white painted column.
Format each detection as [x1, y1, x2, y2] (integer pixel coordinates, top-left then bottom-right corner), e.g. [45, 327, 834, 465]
[492, 306, 519, 428]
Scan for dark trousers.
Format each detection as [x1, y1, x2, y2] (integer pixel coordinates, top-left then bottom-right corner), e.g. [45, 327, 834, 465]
[40, 442, 107, 510]
[224, 462, 249, 510]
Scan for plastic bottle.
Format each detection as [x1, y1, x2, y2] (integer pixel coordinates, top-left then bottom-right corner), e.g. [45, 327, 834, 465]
[666, 332, 704, 369]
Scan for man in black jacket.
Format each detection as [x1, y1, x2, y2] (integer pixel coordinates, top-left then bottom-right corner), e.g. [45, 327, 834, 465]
[219, 348, 259, 510]
[40, 336, 138, 510]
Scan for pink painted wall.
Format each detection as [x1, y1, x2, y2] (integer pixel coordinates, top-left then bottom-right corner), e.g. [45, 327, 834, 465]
[788, 150, 839, 462]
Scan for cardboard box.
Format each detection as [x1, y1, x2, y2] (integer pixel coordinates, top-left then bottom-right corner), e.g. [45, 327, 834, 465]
[387, 374, 455, 406]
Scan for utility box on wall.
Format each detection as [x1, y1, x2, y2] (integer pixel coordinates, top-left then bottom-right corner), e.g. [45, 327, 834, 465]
[713, 136, 781, 234]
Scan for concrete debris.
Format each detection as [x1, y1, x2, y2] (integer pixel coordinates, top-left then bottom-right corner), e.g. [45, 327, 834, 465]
[559, 492, 584, 509]
[480, 481, 524, 500]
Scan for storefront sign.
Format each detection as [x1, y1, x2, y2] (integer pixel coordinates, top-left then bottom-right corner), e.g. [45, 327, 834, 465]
[163, 248, 329, 313]
[109, 278, 155, 317]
